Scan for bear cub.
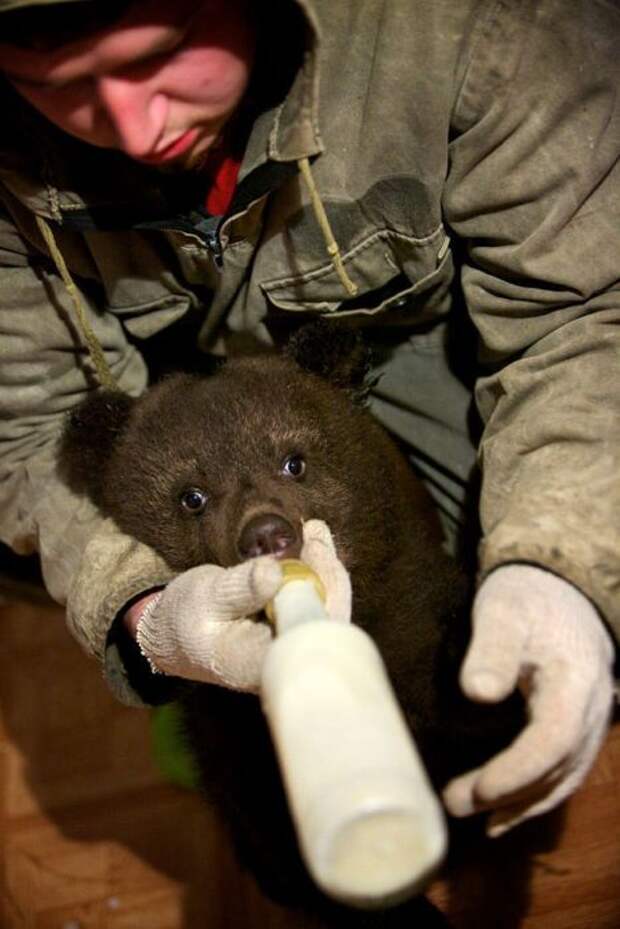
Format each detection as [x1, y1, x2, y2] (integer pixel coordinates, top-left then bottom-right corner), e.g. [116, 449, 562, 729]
[60, 321, 521, 925]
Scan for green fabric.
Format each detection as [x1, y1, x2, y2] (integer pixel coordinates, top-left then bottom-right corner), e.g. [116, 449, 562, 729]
[151, 703, 201, 792]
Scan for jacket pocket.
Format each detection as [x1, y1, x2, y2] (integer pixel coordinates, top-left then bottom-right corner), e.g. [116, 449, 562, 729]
[260, 224, 452, 321]
[85, 229, 201, 339]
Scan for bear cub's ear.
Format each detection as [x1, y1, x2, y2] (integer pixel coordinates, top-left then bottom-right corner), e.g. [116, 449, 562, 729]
[59, 390, 135, 506]
[285, 319, 374, 400]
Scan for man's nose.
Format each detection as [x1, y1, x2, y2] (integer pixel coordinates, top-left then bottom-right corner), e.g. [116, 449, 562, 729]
[95, 74, 167, 158]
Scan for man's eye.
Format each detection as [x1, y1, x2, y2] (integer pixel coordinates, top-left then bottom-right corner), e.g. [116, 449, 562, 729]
[281, 454, 306, 479]
[180, 487, 208, 513]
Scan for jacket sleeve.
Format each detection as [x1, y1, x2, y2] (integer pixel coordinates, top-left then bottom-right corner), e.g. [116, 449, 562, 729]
[444, 0, 620, 639]
[0, 206, 177, 703]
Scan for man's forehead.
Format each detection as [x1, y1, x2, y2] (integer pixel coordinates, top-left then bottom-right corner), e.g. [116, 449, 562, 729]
[0, 0, 197, 83]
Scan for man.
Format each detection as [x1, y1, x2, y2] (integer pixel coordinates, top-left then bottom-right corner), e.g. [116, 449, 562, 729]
[0, 0, 617, 840]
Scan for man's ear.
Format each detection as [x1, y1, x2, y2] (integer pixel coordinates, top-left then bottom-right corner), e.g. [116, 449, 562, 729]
[285, 319, 374, 400]
[59, 390, 135, 506]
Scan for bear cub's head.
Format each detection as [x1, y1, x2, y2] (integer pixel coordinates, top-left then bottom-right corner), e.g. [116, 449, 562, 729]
[60, 322, 428, 593]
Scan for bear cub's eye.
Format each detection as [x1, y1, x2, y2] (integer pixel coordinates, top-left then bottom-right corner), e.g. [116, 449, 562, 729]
[281, 454, 306, 479]
[180, 487, 208, 514]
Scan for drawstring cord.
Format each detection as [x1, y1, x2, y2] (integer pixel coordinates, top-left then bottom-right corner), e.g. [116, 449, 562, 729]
[36, 214, 118, 391]
[297, 157, 358, 298]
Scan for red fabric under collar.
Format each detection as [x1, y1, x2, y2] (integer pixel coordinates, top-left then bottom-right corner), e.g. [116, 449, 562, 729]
[204, 149, 243, 216]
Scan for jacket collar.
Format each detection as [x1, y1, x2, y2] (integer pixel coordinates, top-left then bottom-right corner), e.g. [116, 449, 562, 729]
[266, 0, 323, 164]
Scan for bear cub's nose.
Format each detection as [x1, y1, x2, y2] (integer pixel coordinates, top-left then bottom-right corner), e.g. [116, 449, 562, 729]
[237, 513, 301, 561]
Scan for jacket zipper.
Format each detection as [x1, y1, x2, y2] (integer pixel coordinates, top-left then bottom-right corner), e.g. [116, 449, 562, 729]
[186, 209, 224, 269]
[203, 228, 223, 269]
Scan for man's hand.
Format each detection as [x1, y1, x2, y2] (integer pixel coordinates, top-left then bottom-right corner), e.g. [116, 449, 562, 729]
[442, 564, 615, 836]
[130, 520, 351, 693]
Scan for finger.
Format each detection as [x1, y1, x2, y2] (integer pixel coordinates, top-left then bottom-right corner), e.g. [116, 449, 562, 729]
[207, 557, 283, 620]
[485, 755, 589, 838]
[486, 786, 566, 838]
[462, 591, 529, 702]
[442, 766, 486, 817]
[301, 520, 352, 622]
[442, 754, 568, 821]
[301, 519, 338, 556]
[473, 672, 586, 804]
[446, 749, 571, 813]
[486, 723, 607, 838]
[444, 669, 610, 823]
[443, 740, 572, 820]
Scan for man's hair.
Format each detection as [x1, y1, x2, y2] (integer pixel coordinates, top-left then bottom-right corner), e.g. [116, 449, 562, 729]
[2, 0, 133, 49]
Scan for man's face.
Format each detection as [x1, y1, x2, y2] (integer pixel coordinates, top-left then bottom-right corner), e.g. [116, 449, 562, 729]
[0, 0, 257, 168]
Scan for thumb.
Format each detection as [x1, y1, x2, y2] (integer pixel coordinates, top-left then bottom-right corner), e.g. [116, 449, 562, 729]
[301, 519, 352, 623]
[301, 519, 338, 555]
[462, 580, 529, 702]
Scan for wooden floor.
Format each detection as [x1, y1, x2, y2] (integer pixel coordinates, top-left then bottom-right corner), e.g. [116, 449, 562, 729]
[1, 590, 618, 929]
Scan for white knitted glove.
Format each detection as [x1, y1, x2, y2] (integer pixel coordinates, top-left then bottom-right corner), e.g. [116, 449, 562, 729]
[442, 564, 615, 836]
[135, 520, 351, 693]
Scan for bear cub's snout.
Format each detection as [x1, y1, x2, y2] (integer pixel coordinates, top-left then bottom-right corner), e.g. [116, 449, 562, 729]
[237, 512, 301, 561]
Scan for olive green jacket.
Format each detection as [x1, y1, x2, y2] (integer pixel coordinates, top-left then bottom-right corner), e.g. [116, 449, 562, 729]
[1, 0, 618, 704]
